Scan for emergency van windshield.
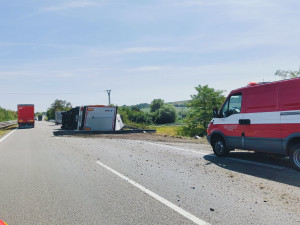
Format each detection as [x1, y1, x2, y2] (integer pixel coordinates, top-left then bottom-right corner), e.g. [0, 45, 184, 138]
[220, 93, 242, 117]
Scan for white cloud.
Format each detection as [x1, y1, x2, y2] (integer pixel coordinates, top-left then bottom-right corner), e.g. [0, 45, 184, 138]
[84, 47, 179, 57]
[0, 69, 78, 78]
[41, 1, 102, 12]
[115, 47, 175, 54]
[126, 66, 163, 73]
[168, 0, 272, 8]
[0, 71, 38, 77]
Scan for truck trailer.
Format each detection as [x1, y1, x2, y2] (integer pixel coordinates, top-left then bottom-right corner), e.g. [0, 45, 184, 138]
[17, 104, 35, 128]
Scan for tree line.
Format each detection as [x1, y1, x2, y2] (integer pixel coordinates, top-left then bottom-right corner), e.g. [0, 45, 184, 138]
[1, 64, 297, 126]
[46, 99, 72, 120]
[118, 99, 177, 127]
[45, 88, 227, 137]
[0, 107, 18, 122]
[117, 85, 226, 137]
[45, 62, 299, 136]
[46, 98, 178, 126]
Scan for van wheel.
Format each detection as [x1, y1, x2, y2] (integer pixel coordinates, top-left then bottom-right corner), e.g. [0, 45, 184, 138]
[213, 138, 229, 157]
[289, 144, 300, 172]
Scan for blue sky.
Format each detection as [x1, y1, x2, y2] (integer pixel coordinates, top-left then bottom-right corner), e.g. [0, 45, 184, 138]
[1, 0, 300, 112]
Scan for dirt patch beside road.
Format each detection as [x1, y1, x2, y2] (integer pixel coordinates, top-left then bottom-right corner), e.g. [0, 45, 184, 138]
[78, 132, 209, 144]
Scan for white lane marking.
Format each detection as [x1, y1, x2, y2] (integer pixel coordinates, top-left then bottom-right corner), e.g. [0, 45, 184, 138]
[135, 141, 207, 155]
[133, 141, 297, 172]
[0, 128, 17, 143]
[55, 137, 60, 139]
[96, 161, 210, 225]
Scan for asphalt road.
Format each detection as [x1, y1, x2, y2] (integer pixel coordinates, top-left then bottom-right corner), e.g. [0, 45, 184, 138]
[0, 121, 299, 225]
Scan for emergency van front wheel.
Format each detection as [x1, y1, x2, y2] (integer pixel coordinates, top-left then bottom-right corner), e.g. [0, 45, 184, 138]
[213, 138, 229, 157]
[290, 144, 300, 172]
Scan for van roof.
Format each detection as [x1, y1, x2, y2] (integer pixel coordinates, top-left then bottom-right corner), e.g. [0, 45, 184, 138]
[231, 77, 300, 94]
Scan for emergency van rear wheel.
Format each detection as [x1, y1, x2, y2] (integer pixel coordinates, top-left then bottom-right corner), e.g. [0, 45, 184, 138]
[213, 138, 229, 157]
[290, 144, 300, 172]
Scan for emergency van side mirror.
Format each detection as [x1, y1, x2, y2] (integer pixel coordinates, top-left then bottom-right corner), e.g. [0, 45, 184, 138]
[213, 108, 219, 118]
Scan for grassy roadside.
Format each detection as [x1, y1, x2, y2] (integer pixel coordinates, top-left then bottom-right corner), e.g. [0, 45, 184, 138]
[148, 125, 208, 144]
[0, 125, 17, 138]
[149, 125, 179, 136]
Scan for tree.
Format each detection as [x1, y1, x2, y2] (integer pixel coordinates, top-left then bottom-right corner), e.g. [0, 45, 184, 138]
[275, 65, 300, 79]
[155, 104, 177, 124]
[118, 106, 152, 125]
[150, 99, 164, 112]
[0, 107, 17, 122]
[134, 103, 150, 109]
[177, 85, 225, 137]
[46, 99, 72, 120]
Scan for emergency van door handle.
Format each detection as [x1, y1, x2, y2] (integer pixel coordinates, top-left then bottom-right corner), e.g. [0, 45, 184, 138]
[242, 132, 245, 149]
[239, 119, 251, 125]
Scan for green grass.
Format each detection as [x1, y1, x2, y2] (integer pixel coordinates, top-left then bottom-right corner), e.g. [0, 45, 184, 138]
[148, 125, 180, 136]
[141, 106, 190, 113]
[0, 125, 17, 138]
[148, 124, 209, 144]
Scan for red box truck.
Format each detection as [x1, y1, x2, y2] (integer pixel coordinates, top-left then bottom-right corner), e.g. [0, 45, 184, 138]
[17, 104, 35, 128]
[207, 78, 300, 171]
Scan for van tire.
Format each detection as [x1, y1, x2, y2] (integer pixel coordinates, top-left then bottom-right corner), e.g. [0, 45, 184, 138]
[289, 144, 300, 172]
[213, 137, 229, 157]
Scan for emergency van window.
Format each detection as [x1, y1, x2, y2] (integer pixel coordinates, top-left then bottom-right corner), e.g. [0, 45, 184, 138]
[220, 93, 242, 117]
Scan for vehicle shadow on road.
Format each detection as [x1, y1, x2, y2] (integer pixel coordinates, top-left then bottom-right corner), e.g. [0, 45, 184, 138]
[204, 152, 300, 187]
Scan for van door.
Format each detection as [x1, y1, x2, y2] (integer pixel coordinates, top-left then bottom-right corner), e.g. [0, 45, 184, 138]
[243, 88, 283, 154]
[217, 93, 244, 149]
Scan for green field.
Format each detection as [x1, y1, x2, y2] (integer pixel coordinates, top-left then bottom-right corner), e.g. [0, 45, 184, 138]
[148, 124, 208, 144]
[141, 106, 190, 113]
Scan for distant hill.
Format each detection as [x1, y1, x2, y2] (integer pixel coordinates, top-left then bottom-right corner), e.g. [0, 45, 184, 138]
[133, 103, 150, 109]
[130, 100, 190, 109]
[166, 100, 190, 107]
[128, 100, 190, 116]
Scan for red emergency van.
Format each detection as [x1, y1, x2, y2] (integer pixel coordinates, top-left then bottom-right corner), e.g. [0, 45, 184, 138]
[17, 104, 35, 128]
[207, 78, 300, 171]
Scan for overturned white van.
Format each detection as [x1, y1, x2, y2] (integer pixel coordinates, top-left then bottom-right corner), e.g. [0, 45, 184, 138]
[77, 105, 124, 131]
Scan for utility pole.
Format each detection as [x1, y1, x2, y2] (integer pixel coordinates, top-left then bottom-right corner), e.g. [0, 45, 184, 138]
[105, 90, 111, 106]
